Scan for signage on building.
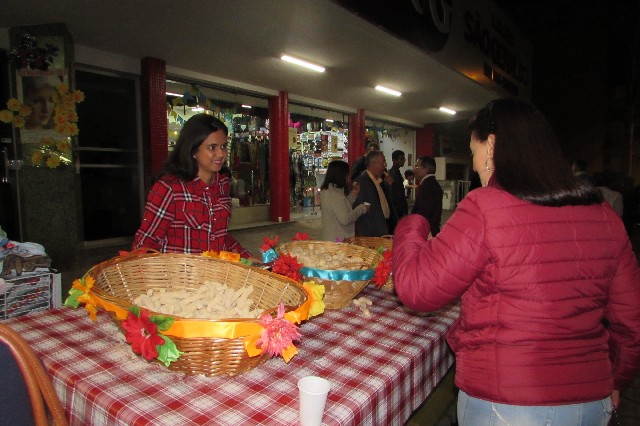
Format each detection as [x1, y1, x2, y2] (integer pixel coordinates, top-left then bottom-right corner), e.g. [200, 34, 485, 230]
[333, 0, 532, 99]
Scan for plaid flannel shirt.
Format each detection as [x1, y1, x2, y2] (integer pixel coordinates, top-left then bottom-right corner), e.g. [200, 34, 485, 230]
[133, 174, 250, 257]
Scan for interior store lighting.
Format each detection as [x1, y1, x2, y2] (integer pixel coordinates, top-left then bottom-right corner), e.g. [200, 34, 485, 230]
[281, 54, 326, 73]
[241, 104, 252, 109]
[166, 92, 183, 97]
[191, 107, 205, 112]
[375, 85, 402, 97]
[439, 106, 457, 115]
[325, 119, 334, 122]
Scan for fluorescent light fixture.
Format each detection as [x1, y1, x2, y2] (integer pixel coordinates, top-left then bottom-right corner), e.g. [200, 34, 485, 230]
[375, 85, 402, 97]
[191, 107, 205, 112]
[241, 104, 252, 109]
[166, 92, 183, 97]
[439, 106, 457, 115]
[281, 54, 325, 73]
[325, 119, 334, 123]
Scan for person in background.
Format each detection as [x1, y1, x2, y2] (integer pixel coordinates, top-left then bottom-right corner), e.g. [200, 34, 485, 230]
[393, 98, 640, 425]
[353, 151, 394, 236]
[403, 169, 416, 199]
[411, 156, 443, 236]
[572, 158, 595, 185]
[350, 141, 379, 181]
[319, 160, 369, 241]
[389, 150, 408, 219]
[596, 171, 624, 217]
[133, 113, 251, 257]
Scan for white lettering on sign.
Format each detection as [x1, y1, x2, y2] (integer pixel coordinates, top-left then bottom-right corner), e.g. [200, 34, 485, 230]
[411, 0, 452, 34]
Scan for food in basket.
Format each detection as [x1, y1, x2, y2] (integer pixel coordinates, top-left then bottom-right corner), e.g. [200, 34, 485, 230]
[132, 280, 263, 319]
[285, 246, 369, 270]
[352, 296, 373, 318]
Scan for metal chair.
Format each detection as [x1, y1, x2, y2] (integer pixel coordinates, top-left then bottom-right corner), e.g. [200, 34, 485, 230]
[0, 323, 68, 426]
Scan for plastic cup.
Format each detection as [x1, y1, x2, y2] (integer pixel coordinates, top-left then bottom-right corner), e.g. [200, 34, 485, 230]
[298, 376, 330, 426]
[278, 216, 283, 222]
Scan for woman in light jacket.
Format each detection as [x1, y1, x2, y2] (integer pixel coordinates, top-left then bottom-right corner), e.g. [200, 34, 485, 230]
[319, 160, 369, 241]
[393, 98, 640, 425]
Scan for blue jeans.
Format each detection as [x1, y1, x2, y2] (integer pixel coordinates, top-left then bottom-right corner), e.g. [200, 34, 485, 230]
[457, 390, 612, 426]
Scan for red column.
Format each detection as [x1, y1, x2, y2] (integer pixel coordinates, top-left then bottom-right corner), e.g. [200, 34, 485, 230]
[268, 91, 290, 222]
[416, 124, 435, 158]
[141, 57, 167, 190]
[348, 109, 366, 169]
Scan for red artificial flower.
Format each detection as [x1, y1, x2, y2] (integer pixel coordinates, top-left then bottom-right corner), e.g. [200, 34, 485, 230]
[121, 309, 165, 360]
[256, 302, 301, 359]
[260, 235, 279, 252]
[292, 232, 309, 241]
[372, 250, 392, 287]
[271, 253, 304, 282]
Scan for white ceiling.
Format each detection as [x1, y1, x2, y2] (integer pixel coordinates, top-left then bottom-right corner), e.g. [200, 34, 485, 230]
[0, 0, 500, 127]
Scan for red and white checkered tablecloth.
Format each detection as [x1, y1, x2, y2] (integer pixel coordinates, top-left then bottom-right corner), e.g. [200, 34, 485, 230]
[3, 286, 459, 426]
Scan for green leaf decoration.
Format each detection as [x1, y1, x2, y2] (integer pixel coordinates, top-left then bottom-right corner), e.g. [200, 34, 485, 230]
[240, 258, 253, 266]
[156, 335, 183, 367]
[377, 246, 384, 254]
[150, 315, 175, 331]
[63, 288, 84, 308]
[129, 305, 141, 317]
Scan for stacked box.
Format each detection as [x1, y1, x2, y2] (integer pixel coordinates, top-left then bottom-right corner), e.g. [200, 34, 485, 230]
[0, 272, 61, 320]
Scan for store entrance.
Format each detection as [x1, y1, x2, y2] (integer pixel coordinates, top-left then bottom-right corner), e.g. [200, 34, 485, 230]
[75, 69, 142, 243]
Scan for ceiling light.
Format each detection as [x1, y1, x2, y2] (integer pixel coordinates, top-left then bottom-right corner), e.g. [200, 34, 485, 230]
[281, 54, 325, 73]
[325, 119, 334, 123]
[242, 104, 252, 109]
[375, 85, 402, 97]
[191, 107, 205, 112]
[439, 107, 456, 115]
[166, 92, 183, 97]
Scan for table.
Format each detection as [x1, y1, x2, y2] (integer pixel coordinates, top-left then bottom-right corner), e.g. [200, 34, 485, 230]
[2, 286, 459, 426]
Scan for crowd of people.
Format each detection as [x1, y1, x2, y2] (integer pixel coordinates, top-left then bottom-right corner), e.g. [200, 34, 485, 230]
[133, 98, 640, 425]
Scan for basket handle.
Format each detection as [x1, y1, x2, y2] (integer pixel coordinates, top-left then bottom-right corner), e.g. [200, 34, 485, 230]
[85, 247, 160, 279]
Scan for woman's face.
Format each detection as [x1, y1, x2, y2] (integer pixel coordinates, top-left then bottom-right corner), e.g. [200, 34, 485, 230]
[470, 131, 494, 187]
[194, 130, 228, 182]
[26, 85, 56, 129]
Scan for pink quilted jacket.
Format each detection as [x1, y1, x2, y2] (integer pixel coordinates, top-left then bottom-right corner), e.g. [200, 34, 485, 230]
[393, 186, 640, 405]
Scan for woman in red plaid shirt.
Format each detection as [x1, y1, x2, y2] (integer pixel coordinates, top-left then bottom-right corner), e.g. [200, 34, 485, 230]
[133, 114, 251, 257]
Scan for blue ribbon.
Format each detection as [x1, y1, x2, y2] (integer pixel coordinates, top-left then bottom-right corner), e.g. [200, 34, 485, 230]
[262, 248, 278, 263]
[300, 266, 374, 281]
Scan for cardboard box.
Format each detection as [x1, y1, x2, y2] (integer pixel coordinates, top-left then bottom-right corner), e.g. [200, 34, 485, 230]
[0, 272, 61, 320]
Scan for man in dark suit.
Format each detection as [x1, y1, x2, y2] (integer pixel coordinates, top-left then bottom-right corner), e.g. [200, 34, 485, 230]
[350, 141, 379, 181]
[389, 150, 408, 219]
[411, 156, 443, 236]
[353, 150, 394, 236]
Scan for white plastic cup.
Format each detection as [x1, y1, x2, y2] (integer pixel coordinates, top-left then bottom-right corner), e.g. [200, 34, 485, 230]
[298, 376, 330, 426]
[278, 216, 283, 223]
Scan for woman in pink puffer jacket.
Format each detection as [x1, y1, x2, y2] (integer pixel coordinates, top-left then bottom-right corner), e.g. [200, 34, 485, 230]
[393, 98, 640, 426]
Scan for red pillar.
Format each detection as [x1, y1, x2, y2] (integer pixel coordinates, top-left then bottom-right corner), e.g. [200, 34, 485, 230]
[416, 124, 435, 158]
[141, 57, 167, 190]
[268, 91, 290, 222]
[348, 109, 366, 170]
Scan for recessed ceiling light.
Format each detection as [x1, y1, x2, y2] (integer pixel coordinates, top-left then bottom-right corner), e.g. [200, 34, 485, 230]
[439, 107, 456, 115]
[241, 104, 252, 109]
[281, 54, 326, 73]
[375, 85, 402, 97]
[166, 92, 183, 97]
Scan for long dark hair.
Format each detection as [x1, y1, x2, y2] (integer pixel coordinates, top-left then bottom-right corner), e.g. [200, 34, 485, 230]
[160, 114, 229, 181]
[321, 160, 350, 195]
[469, 98, 602, 207]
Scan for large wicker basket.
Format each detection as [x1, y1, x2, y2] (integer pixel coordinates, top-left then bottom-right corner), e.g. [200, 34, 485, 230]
[277, 240, 382, 309]
[343, 236, 394, 293]
[87, 251, 308, 376]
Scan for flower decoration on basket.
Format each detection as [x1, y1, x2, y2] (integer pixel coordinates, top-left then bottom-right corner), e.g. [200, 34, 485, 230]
[64, 275, 98, 320]
[121, 306, 182, 366]
[256, 302, 301, 361]
[372, 250, 392, 288]
[202, 249, 253, 265]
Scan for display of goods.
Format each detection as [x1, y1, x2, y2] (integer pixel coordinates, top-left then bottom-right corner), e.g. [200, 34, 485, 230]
[343, 236, 394, 293]
[77, 251, 311, 376]
[277, 240, 382, 309]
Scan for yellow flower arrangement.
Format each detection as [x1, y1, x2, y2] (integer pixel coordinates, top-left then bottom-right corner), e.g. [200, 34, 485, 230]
[0, 83, 84, 169]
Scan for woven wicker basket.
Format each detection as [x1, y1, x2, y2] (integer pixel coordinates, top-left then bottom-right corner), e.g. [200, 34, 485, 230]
[88, 251, 308, 376]
[277, 241, 382, 309]
[343, 236, 394, 293]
